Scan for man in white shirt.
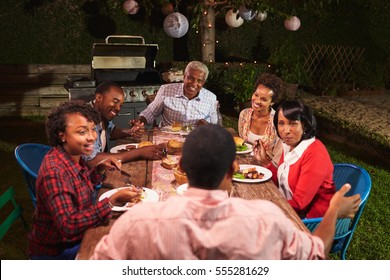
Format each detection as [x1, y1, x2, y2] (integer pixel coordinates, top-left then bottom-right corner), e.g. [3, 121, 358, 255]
[138, 61, 218, 127]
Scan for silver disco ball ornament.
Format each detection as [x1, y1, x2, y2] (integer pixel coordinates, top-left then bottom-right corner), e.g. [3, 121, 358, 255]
[163, 12, 189, 38]
[238, 5, 256, 21]
[255, 11, 267, 22]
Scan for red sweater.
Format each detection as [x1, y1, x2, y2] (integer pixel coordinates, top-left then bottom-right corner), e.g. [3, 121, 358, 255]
[270, 139, 336, 218]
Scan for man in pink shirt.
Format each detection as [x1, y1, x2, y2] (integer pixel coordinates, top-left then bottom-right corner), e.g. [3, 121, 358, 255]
[91, 124, 360, 260]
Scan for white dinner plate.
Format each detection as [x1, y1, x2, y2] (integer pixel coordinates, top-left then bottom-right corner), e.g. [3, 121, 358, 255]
[176, 183, 188, 195]
[160, 126, 181, 134]
[236, 143, 253, 154]
[232, 164, 272, 183]
[99, 187, 159, 211]
[110, 143, 139, 153]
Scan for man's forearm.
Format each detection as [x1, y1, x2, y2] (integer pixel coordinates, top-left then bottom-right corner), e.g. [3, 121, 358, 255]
[312, 208, 338, 256]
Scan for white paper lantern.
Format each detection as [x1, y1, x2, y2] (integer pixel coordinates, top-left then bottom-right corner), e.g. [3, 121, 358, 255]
[123, 0, 139, 15]
[225, 9, 244, 28]
[163, 12, 189, 38]
[284, 16, 301, 31]
[238, 5, 256, 21]
[255, 11, 267, 22]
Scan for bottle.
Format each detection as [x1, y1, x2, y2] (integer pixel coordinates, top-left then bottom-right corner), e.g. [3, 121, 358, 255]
[216, 101, 223, 126]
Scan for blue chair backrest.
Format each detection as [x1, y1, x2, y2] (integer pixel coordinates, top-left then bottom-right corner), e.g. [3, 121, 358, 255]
[303, 163, 372, 259]
[14, 143, 51, 208]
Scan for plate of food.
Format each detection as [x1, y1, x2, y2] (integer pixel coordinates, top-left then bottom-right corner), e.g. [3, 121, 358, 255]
[234, 137, 252, 154]
[99, 186, 159, 211]
[161, 121, 183, 134]
[233, 164, 272, 183]
[110, 143, 139, 153]
[176, 183, 188, 195]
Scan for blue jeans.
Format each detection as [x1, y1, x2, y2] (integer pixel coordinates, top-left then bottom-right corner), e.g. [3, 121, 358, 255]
[30, 243, 80, 260]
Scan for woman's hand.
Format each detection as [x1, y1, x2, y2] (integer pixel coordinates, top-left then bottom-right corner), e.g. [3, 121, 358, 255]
[109, 186, 142, 206]
[253, 139, 273, 167]
[95, 157, 122, 174]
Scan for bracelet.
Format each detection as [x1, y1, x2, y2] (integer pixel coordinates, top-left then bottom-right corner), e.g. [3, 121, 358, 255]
[108, 201, 114, 209]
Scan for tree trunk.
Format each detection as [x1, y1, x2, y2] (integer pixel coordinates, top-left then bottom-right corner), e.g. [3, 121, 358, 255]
[200, 1, 215, 62]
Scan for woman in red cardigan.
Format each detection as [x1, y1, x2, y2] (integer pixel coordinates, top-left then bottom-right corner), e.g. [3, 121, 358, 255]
[254, 100, 336, 218]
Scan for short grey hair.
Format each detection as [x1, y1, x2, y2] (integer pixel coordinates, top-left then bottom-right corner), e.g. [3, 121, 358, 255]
[185, 61, 209, 81]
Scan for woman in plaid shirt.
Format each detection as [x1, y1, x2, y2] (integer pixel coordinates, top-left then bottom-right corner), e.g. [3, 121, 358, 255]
[28, 101, 140, 259]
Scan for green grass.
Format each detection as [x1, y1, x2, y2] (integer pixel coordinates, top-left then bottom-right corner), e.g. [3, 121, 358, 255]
[0, 116, 389, 259]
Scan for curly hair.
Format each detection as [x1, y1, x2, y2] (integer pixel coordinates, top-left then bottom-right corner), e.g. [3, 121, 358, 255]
[254, 73, 284, 102]
[46, 100, 101, 146]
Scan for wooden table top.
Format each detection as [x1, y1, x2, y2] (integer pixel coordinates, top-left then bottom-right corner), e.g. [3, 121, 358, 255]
[76, 129, 308, 260]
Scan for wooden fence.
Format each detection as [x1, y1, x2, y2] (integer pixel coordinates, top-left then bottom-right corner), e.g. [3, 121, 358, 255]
[0, 64, 90, 116]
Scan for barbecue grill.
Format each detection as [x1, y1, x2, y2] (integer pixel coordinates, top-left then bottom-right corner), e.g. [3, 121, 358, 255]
[66, 35, 162, 126]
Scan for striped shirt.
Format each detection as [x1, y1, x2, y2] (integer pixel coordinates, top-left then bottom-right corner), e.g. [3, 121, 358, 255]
[139, 83, 218, 127]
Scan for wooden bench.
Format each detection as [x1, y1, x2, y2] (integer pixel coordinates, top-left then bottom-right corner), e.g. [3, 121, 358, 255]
[0, 64, 90, 116]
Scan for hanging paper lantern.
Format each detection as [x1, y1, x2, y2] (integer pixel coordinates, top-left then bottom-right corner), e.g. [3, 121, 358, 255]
[163, 12, 189, 38]
[123, 0, 139, 15]
[255, 11, 267, 22]
[225, 9, 244, 28]
[284, 16, 301, 31]
[161, 3, 174, 15]
[238, 5, 256, 21]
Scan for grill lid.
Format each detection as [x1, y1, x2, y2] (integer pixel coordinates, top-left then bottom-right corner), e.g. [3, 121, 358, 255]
[91, 35, 161, 85]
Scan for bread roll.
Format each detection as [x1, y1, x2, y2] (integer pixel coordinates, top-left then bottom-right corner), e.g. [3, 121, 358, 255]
[161, 157, 178, 169]
[171, 121, 181, 132]
[167, 139, 184, 154]
[233, 136, 244, 147]
[138, 141, 154, 148]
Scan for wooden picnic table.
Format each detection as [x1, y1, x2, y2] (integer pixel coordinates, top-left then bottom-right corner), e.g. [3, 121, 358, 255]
[76, 128, 308, 260]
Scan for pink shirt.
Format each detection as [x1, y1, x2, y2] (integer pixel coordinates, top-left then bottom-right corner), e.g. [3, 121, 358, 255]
[91, 188, 325, 260]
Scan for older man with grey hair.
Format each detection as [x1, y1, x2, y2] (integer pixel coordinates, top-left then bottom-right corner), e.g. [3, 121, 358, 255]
[138, 61, 218, 127]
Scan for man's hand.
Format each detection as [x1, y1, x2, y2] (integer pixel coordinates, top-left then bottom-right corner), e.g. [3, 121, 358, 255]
[195, 119, 208, 126]
[138, 143, 167, 160]
[330, 184, 361, 218]
[128, 119, 145, 139]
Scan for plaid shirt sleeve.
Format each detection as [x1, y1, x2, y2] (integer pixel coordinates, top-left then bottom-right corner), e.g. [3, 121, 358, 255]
[30, 148, 111, 256]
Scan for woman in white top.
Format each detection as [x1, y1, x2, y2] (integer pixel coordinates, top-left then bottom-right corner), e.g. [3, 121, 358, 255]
[238, 73, 283, 168]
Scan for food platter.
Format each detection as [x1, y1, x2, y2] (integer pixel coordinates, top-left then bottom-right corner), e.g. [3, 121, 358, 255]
[160, 126, 181, 134]
[110, 143, 139, 153]
[232, 164, 272, 183]
[176, 183, 188, 195]
[236, 143, 253, 154]
[99, 186, 159, 211]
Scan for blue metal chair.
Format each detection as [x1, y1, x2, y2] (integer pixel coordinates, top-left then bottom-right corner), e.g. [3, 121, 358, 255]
[14, 143, 51, 208]
[302, 163, 372, 259]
